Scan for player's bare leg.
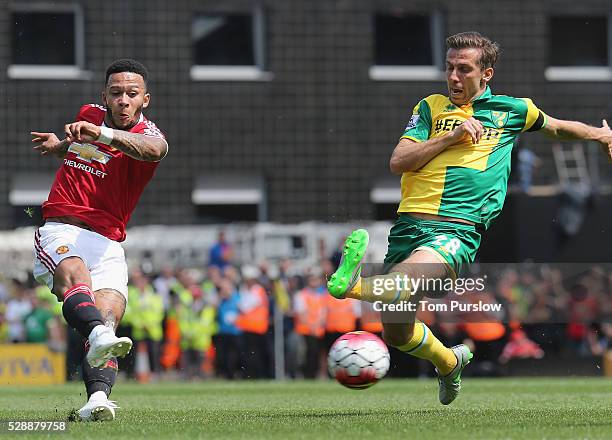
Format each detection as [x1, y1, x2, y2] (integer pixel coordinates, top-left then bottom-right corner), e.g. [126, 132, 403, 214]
[327, 230, 472, 404]
[381, 251, 473, 405]
[52, 256, 104, 341]
[52, 257, 131, 420]
[86, 289, 130, 372]
[52, 256, 92, 299]
[52, 257, 132, 368]
[381, 250, 446, 347]
[380, 251, 457, 372]
[94, 289, 126, 330]
[79, 289, 128, 421]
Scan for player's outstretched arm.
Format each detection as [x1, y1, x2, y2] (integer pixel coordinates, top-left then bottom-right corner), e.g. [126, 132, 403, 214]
[541, 117, 612, 161]
[390, 117, 483, 174]
[64, 121, 168, 162]
[107, 129, 168, 162]
[31, 132, 70, 159]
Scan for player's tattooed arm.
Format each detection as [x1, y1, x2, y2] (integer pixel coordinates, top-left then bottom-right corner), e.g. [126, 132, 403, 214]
[64, 120, 168, 162]
[31, 132, 71, 158]
[109, 130, 168, 162]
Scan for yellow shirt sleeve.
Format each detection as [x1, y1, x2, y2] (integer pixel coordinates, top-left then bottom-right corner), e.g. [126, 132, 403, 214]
[521, 98, 548, 132]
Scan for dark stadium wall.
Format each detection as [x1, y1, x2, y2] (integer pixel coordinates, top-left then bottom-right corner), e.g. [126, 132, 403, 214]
[1, 0, 610, 229]
[479, 193, 612, 263]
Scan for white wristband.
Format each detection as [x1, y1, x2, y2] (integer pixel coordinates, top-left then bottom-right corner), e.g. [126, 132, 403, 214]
[97, 126, 114, 145]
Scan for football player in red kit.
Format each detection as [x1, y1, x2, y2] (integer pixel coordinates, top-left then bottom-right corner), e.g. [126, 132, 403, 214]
[31, 59, 168, 421]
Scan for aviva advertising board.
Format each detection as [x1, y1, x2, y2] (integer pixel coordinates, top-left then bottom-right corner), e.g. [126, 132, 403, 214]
[0, 344, 65, 385]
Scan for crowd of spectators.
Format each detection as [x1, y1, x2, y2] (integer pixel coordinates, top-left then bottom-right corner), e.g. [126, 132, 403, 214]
[1, 233, 611, 380]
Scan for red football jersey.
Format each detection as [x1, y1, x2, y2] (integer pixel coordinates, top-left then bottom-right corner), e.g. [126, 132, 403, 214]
[42, 104, 166, 242]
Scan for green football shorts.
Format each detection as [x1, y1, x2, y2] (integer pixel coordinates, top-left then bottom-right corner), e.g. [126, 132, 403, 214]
[383, 213, 482, 278]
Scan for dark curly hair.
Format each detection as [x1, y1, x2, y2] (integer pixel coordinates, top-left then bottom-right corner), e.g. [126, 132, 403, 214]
[105, 59, 149, 86]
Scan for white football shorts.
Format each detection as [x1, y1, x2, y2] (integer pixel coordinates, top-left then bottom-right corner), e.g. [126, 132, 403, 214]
[33, 222, 128, 301]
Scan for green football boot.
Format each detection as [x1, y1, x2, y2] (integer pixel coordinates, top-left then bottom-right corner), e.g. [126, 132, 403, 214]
[437, 344, 473, 405]
[327, 229, 369, 299]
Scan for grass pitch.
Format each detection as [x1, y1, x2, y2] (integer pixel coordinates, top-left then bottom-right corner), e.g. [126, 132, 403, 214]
[1, 378, 611, 439]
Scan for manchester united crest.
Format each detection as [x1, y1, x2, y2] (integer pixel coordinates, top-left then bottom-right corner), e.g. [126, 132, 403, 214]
[56, 245, 70, 255]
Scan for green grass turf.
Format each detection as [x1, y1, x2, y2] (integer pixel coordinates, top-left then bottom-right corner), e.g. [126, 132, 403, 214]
[1, 378, 611, 439]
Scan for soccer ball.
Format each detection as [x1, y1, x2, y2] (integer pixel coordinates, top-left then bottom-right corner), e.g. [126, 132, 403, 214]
[328, 331, 390, 389]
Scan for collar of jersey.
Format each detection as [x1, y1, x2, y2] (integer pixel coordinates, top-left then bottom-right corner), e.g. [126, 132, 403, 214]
[472, 86, 492, 103]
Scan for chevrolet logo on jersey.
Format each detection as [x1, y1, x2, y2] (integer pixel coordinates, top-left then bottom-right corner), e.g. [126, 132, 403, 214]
[68, 143, 112, 164]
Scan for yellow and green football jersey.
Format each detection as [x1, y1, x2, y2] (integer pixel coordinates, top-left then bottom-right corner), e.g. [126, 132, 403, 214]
[400, 86, 547, 229]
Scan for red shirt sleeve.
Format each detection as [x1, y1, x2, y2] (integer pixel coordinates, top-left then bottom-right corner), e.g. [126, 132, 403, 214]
[133, 119, 166, 139]
[75, 104, 107, 124]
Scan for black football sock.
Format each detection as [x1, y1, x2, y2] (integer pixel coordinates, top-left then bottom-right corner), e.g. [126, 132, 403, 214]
[62, 284, 104, 338]
[83, 339, 117, 398]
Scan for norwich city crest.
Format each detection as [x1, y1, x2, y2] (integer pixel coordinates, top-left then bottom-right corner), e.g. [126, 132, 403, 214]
[491, 111, 509, 128]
